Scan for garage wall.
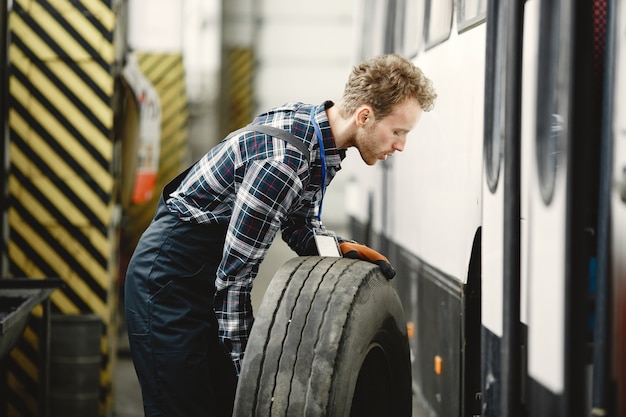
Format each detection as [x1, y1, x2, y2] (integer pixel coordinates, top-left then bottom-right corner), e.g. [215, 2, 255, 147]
[254, 0, 357, 226]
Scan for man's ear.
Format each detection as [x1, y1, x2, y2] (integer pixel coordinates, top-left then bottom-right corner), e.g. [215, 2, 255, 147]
[355, 105, 373, 127]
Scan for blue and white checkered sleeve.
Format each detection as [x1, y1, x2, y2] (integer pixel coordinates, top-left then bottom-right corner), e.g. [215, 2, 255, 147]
[214, 159, 303, 374]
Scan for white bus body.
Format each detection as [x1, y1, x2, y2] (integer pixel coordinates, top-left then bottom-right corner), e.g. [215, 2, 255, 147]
[348, 1, 626, 416]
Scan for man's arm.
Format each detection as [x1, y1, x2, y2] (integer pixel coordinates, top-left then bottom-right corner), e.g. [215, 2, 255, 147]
[280, 210, 320, 256]
[214, 159, 303, 374]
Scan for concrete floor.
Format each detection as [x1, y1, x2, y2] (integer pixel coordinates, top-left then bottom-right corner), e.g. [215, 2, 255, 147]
[112, 352, 142, 417]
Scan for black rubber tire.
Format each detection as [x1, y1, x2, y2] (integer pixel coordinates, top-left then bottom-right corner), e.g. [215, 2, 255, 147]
[233, 256, 411, 417]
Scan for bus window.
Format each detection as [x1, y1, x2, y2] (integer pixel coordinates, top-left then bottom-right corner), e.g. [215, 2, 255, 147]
[402, 0, 425, 58]
[457, 0, 487, 33]
[425, 0, 453, 48]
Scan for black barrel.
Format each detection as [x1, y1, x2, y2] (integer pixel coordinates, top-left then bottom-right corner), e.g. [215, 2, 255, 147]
[50, 314, 102, 417]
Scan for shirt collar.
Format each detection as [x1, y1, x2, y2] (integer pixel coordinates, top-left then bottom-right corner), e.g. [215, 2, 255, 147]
[311, 100, 345, 168]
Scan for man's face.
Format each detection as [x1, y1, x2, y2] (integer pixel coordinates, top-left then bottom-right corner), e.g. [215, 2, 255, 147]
[356, 99, 423, 165]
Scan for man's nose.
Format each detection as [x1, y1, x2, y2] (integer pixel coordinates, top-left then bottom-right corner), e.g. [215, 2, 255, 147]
[392, 139, 406, 152]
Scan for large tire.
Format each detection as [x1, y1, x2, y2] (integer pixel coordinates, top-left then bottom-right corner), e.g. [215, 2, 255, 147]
[234, 256, 411, 417]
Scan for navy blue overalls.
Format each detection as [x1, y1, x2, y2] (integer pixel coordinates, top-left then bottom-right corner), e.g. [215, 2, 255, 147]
[124, 171, 237, 417]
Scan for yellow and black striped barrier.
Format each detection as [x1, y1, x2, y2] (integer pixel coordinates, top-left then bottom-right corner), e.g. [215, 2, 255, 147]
[221, 46, 254, 136]
[3, 1, 191, 416]
[5, 1, 118, 415]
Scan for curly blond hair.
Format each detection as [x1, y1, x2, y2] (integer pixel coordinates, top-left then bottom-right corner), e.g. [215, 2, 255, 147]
[339, 54, 436, 120]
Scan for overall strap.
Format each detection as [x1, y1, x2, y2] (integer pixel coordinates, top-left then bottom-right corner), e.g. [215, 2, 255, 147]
[163, 125, 311, 199]
[229, 125, 311, 162]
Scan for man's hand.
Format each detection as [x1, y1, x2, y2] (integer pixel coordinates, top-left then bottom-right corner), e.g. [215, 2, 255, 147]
[339, 242, 396, 279]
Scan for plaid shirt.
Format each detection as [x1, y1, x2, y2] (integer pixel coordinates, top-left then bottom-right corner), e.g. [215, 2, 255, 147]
[166, 101, 345, 374]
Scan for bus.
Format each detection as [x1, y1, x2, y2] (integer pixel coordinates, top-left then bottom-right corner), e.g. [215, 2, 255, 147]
[340, 0, 626, 416]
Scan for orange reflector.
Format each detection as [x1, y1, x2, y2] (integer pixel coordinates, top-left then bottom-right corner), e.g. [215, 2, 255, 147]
[434, 355, 443, 375]
[132, 171, 157, 204]
[406, 322, 415, 339]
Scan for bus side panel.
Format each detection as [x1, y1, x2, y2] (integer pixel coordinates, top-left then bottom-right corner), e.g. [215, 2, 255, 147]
[351, 217, 465, 416]
[394, 24, 485, 283]
[481, 326, 501, 416]
[415, 262, 462, 417]
[528, 0, 598, 415]
[611, 0, 626, 412]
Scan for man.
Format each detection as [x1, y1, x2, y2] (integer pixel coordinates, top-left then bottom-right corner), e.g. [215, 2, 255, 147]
[124, 53, 436, 417]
